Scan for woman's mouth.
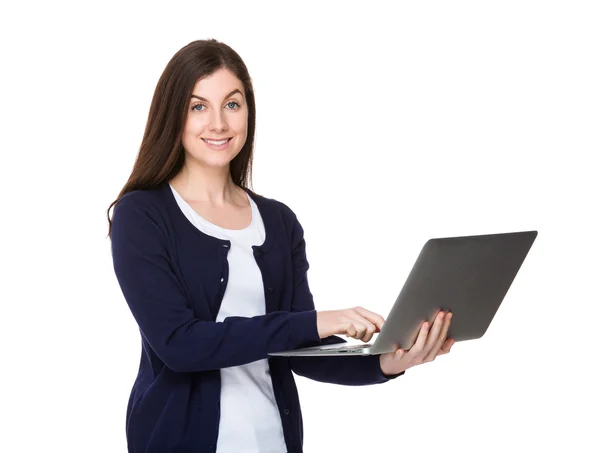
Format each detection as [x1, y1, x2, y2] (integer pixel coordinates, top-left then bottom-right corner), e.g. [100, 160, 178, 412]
[202, 137, 232, 150]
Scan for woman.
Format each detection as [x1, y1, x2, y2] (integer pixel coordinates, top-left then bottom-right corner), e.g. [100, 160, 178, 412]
[107, 39, 454, 453]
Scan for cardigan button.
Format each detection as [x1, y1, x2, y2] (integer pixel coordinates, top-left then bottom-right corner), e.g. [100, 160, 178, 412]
[268, 287, 274, 293]
[283, 408, 290, 415]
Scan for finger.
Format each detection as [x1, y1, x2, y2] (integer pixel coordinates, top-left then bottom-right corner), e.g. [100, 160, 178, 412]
[421, 311, 446, 360]
[344, 320, 368, 340]
[438, 338, 455, 355]
[353, 306, 386, 331]
[358, 323, 377, 343]
[408, 320, 430, 357]
[344, 322, 357, 338]
[425, 312, 452, 361]
[347, 316, 377, 342]
[436, 312, 452, 349]
[436, 338, 454, 356]
[352, 322, 368, 340]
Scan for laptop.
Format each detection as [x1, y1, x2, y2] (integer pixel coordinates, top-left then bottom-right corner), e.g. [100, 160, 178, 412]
[269, 230, 537, 357]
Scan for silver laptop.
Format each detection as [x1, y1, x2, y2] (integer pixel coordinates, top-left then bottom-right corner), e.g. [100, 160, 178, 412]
[269, 230, 537, 357]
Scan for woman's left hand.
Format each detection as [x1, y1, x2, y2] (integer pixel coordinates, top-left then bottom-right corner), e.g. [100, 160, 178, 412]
[379, 310, 455, 377]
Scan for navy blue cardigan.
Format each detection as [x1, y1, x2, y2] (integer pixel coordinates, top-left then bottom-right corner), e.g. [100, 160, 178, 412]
[110, 181, 400, 453]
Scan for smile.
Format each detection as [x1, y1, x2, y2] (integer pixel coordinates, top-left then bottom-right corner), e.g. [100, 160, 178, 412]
[202, 138, 232, 146]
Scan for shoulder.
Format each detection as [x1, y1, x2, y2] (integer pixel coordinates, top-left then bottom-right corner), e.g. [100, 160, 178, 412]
[112, 184, 171, 238]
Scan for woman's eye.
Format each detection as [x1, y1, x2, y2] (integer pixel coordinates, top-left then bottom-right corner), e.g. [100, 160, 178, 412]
[192, 102, 240, 112]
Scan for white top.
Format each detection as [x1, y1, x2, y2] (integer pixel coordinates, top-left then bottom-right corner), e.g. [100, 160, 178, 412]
[169, 185, 287, 453]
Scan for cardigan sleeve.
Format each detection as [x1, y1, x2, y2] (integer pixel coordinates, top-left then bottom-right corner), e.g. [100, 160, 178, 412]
[111, 194, 322, 373]
[285, 210, 404, 385]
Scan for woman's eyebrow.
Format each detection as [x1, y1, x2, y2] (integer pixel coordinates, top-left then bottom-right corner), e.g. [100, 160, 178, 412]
[190, 89, 243, 102]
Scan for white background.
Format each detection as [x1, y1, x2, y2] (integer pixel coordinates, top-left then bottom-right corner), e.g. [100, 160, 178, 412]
[1, 1, 598, 452]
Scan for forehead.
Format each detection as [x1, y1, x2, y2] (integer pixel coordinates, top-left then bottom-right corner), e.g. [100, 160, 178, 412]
[192, 68, 244, 98]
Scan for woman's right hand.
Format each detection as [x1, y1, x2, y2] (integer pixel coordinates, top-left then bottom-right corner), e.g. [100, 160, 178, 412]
[316, 307, 385, 342]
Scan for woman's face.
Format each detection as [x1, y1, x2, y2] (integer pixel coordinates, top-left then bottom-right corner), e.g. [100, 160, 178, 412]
[182, 68, 248, 171]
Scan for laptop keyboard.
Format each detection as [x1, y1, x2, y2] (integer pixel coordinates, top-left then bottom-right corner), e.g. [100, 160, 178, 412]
[325, 343, 372, 350]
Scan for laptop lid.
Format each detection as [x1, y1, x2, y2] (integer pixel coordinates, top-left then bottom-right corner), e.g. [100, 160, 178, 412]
[370, 230, 537, 354]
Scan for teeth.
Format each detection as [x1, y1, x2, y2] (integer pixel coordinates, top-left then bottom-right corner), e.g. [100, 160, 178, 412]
[204, 139, 229, 146]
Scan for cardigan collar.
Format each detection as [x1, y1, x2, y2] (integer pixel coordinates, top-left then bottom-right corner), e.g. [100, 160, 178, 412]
[159, 181, 276, 254]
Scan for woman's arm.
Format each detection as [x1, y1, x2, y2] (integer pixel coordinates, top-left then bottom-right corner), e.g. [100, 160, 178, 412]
[111, 195, 322, 373]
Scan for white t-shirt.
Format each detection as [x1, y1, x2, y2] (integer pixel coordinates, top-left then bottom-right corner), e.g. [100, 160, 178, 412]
[170, 185, 287, 453]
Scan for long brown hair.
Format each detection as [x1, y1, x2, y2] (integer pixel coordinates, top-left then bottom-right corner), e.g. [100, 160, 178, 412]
[106, 39, 256, 239]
